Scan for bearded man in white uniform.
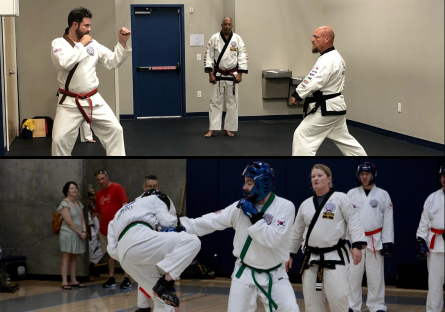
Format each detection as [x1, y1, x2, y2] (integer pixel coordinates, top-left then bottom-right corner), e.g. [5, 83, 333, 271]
[203, 17, 248, 138]
[416, 164, 445, 312]
[347, 162, 394, 312]
[51, 7, 131, 156]
[291, 26, 367, 156]
[286, 164, 366, 312]
[180, 162, 300, 312]
[107, 189, 201, 311]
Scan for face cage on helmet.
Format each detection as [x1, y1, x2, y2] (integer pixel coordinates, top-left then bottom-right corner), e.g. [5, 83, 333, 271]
[242, 164, 274, 202]
[357, 164, 376, 186]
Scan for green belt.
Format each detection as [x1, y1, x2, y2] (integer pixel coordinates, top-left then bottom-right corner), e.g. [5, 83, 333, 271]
[236, 261, 282, 312]
[118, 221, 153, 242]
[235, 192, 278, 312]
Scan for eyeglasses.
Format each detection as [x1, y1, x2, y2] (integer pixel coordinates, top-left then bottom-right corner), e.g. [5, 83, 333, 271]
[95, 170, 108, 176]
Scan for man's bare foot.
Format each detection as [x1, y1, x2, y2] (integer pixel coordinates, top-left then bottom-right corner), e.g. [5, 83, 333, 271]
[224, 130, 235, 137]
[88, 139, 96, 143]
[204, 130, 215, 138]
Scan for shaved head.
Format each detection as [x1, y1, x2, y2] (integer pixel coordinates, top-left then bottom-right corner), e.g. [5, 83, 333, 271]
[311, 26, 335, 54]
[221, 17, 233, 37]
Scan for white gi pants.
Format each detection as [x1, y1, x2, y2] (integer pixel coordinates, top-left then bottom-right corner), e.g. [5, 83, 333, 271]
[137, 288, 154, 309]
[292, 109, 367, 156]
[119, 228, 201, 312]
[52, 103, 125, 156]
[227, 278, 300, 312]
[209, 77, 239, 131]
[302, 263, 349, 312]
[426, 252, 444, 312]
[80, 120, 93, 142]
[349, 248, 386, 312]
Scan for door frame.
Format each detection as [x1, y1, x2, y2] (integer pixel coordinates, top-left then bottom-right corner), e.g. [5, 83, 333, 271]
[0, 18, 6, 156]
[130, 4, 186, 118]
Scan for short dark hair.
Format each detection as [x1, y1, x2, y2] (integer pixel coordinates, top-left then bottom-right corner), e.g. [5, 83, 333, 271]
[145, 175, 159, 181]
[95, 169, 108, 176]
[63, 181, 78, 197]
[65, 7, 92, 35]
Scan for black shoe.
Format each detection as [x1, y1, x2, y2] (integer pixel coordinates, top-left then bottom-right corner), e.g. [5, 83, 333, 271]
[376, 311, 386, 312]
[135, 308, 151, 312]
[152, 275, 179, 307]
[103, 277, 116, 288]
[120, 277, 132, 289]
[349, 309, 353, 312]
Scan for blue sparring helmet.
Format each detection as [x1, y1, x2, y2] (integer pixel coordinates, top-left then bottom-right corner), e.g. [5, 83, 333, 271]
[356, 162, 377, 186]
[242, 161, 275, 202]
[439, 164, 445, 180]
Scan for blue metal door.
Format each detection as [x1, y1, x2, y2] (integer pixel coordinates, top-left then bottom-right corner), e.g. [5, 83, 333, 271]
[131, 5, 185, 118]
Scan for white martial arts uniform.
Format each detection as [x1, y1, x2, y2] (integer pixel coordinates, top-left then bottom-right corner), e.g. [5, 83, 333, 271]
[292, 47, 367, 156]
[51, 34, 131, 156]
[80, 121, 93, 142]
[347, 186, 394, 312]
[107, 195, 201, 312]
[136, 194, 177, 310]
[416, 189, 445, 312]
[180, 193, 300, 312]
[289, 190, 366, 312]
[204, 31, 248, 131]
[88, 211, 103, 264]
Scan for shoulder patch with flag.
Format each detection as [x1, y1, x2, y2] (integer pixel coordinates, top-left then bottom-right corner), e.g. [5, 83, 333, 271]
[53, 48, 62, 54]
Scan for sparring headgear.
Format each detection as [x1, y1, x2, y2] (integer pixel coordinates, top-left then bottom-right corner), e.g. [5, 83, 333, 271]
[242, 161, 275, 202]
[440, 164, 445, 176]
[141, 188, 171, 210]
[356, 162, 377, 186]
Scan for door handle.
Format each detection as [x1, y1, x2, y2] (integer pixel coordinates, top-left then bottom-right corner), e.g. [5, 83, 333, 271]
[9, 70, 15, 75]
[176, 63, 181, 74]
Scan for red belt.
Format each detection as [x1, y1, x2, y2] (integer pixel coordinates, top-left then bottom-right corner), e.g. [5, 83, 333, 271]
[430, 228, 445, 249]
[58, 88, 98, 124]
[214, 66, 238, 76]
[365, 227, 382, 259]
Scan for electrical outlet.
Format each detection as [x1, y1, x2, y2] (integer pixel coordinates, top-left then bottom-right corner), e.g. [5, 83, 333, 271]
[197, 54, 201, 61]
[398, 103, 401, 113]
[190, 7, 193, 13]
[197, 91, 202, 98]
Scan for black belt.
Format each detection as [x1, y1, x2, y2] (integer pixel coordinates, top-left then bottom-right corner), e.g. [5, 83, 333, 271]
[214, 66, 238, 95]
[118, 221, 153, 242]
[303, 91, 343, 119]
[300, 239, 349, 291]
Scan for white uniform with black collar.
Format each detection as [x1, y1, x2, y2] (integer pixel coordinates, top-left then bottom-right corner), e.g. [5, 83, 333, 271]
[289, 191, 366, 312]
[180, 194, 300, 312]
[204, 32, 248, 132]
[416, 189, 444, 312]
[292, 47, 366, 156]
[107, 195, 200, 312]
[347, 186, 394, 312]
[51, 36, 131, 156]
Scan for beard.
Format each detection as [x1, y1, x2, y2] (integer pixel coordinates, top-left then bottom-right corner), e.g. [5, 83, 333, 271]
[75, 26, 89, 39]
[312, 45, 319, 54]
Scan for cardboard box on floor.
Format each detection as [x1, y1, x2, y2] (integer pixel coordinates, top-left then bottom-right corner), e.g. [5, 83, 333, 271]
[32, 119, 47, 138]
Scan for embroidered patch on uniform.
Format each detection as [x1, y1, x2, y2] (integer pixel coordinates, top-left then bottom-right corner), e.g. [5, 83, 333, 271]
[369, 199, 379, 208]
[86, 46, 95, 56]
[311, 71, 318, 74]
[324, 202, 336, 212]
[215, 210, 223, 214]
[389, 203, 393, 209]
[53, 48, 62, 54]
[264, 213, 273, 225]
[315, 66, 319, 70]
[307, 76, 312, 80]
[352, 204, 357, 209]
[322, 212, 335, 220]
[309, 73, 315, 76]
[277, 220, 285, 227]
[231, 41, 237, 47]
[303, 79, 310, 84]
[230, 47, 237, 51]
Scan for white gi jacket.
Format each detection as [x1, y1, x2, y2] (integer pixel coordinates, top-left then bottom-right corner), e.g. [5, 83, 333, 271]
[347, 185, 394, 251]
[416, 189, 445, 253]
[290, 191, 366, 264]
[107, 195, 177, 262]
[180, 194, 295, 286]
[204, 31, 248, 74]
[293, 47, 347, 115]
[51, 35, 131, 107]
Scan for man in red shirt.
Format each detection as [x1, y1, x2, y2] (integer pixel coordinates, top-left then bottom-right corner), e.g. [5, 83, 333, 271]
[95, 169, 130, 289]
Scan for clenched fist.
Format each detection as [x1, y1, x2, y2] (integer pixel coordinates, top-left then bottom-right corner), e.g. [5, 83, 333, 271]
[118, 27, 131, 47]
